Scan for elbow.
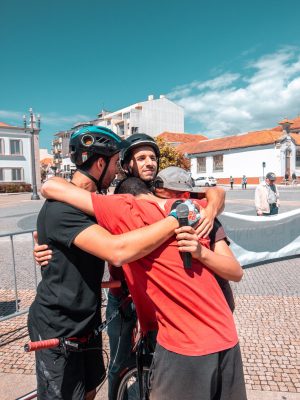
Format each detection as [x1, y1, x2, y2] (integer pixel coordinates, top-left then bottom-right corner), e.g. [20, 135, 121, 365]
[233, 266, 243, 282]
[109, 256, 123, 268]
[41, 181, 50, 198]
[108, 241, 128, 267]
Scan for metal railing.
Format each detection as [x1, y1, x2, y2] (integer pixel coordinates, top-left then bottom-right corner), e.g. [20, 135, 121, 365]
[0, 229, 37, 322]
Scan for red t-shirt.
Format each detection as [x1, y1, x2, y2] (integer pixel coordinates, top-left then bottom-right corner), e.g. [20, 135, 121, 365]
[92, 193, 238, 356]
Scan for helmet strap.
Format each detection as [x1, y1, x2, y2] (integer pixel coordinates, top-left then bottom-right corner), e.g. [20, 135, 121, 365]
[77, 169, 101, 192]
[77, 156, 110, 193]
[96, 156, 110, 192]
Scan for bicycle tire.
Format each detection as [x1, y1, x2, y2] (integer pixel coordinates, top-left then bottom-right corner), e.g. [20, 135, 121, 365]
[112, 361, 151, 400]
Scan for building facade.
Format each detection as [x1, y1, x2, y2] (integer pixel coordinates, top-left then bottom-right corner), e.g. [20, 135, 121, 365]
[51, 96, 184, 172]
[93, 95, 184, 138]
[177, 118, 300, 184]
[0, 121, 41, 188]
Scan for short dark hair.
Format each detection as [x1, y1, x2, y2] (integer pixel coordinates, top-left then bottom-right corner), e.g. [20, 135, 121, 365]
[78, 154, 102, 171]
[115, 177, 151, 196]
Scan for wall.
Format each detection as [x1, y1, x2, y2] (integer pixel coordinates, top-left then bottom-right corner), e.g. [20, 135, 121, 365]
[139, 98, 184, 137]
[190, 144, 284, 183]
[0, 128, 41, 188]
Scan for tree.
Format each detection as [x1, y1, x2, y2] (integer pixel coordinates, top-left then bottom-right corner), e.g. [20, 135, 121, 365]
[156, 137, 190, 171]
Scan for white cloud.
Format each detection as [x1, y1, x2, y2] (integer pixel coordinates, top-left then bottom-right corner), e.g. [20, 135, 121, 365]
[0, 110, 93, 130]
[168, 47, 300, 137]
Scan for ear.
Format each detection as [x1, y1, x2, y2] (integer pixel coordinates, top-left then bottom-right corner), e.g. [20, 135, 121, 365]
[95, 156, 106, 173]
[122, 162, 131, 175]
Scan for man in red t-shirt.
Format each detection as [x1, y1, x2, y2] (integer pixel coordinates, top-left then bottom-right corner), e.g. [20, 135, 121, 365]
[40, 174, 246, 400]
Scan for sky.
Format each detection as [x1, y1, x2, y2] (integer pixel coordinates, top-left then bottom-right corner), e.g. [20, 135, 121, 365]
[1, 0, 300, 150]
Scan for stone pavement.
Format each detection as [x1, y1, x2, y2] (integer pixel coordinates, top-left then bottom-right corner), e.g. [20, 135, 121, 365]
[0, 257, 299, 399]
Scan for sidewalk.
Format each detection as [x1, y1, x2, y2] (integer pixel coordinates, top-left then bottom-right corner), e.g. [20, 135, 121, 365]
[0, 257, 299, 399]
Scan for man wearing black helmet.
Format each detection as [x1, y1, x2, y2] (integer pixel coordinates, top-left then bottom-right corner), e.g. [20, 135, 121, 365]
[28, 126, 187, 400]
[119, 133, 160, 184]
[108, 133, 226, 398]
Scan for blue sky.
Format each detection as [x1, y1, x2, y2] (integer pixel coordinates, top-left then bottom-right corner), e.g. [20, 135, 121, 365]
[1, 0, 300, 150]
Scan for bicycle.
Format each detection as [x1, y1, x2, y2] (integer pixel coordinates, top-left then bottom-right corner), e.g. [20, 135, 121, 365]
[18, 281, 154, 400]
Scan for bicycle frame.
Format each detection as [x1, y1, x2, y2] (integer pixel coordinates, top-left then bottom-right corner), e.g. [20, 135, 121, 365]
[20, 280, 153, 400]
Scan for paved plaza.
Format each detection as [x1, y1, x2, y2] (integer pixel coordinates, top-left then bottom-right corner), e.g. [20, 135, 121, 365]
[0, 190, 299, 399]
[0, 257, 299, 399]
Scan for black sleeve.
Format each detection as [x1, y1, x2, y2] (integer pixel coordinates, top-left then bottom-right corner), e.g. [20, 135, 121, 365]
[42, 201, 96, 248]
[209, 218, 230, 246]
[209, 218, 235, 313]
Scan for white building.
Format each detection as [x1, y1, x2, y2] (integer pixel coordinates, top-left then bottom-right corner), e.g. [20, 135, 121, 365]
[92, 95, 184, 138]
[0, 120, 41, 188]
[51, 95, 184, 171]
[177, 118, 300, 184]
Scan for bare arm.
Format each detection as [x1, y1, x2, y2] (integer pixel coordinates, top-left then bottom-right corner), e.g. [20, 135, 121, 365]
[254, 187, 263, 215]
[33, 212, 179, 267]
[41, 178, 94, 215]
[175, 226, 243, 282]
[40, 178, 181, 266]
[74, 217, 178, 266]
[195, 187, 225, 238]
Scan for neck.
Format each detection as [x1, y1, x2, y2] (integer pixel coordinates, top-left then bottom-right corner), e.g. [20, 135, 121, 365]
[137, 192, 167, 209]
[71, 171, 97, 192]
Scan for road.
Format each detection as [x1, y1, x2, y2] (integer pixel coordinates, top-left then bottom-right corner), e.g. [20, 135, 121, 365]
[1, 185, 300, 235]
[0, 188, 299, 399]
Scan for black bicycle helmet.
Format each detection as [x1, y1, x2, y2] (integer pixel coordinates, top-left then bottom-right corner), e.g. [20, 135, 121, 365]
[119, 133, 160, 175]
[70, 125, 128, 167]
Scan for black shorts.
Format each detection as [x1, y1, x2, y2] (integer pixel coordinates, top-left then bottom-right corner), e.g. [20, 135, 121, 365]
[149, 343, 247, 400]
[29, 323, 105, 400]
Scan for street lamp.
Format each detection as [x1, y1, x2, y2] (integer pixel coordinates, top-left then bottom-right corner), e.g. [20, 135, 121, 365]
[262, 161, 266, 180]
[23, 108, 41, 200]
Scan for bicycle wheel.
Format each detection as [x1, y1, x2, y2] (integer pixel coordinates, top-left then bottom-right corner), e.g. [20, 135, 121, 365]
[112, 362, 151, 400]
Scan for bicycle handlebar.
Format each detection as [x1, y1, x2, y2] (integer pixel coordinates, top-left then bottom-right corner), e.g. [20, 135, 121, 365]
[101, 280, 121, 289]
[24, 280, 122, 353]
[24, 338, 60, 352]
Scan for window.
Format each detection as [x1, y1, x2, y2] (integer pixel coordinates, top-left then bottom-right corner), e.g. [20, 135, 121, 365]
[296, 149, 300, 168]
[213, 154, 223, 172]
[197, 157, 206, 173]
[0, 168, 3, 181]
[10, 140, 22, 155]
[0, 139, 4, 154]
[11, 168, 23, 181]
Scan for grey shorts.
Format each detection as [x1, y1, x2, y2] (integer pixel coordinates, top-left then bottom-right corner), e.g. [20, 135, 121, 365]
[149, 343, 247, 400]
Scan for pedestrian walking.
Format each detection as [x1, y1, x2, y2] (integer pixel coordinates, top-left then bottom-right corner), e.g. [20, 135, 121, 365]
[242, 175, 247, 190]
[230, 176, 234, 189]
[255, 172, 280, 216]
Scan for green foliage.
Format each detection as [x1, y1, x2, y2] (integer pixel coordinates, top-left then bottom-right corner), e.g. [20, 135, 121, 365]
[156, 137, 190, 171]
[0, 183, 32, 193]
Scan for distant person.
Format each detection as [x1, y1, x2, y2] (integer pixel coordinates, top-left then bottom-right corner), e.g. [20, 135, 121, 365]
[230, 176, 234, 190]
[284, 172, 289, 184]
[242, 175, 247, 190]
[292, 172, 297, 185]
[255, 172, 280, 216]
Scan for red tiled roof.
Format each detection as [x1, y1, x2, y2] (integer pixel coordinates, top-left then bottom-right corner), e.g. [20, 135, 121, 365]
[273, 116, 300, 131]
[290, 117, 300, 130]
[40, 157, 53, 165]
[177, 129, 286, 155]
[292, 133, 300, 145]
[157, 132, 207, 144]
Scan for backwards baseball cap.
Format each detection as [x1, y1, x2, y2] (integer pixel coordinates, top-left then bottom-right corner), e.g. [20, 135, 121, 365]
[154, 166, 202, 192]
[266, 172, 276, 181]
